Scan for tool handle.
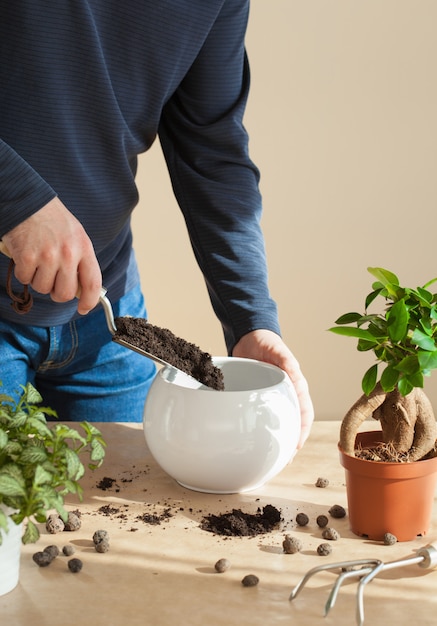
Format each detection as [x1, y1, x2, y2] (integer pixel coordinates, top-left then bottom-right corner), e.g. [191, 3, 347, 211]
[417, 545, 437, 569]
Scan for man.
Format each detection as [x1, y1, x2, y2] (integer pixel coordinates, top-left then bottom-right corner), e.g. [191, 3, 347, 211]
[0, 1, 313, 448]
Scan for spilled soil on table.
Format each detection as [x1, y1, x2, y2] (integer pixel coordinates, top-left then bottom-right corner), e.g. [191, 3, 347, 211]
[200, 505, 282, 537]
[92, 474, 282, 536]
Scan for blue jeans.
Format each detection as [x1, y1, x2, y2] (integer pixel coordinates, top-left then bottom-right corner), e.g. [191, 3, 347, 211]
[0, 285, 156, 422]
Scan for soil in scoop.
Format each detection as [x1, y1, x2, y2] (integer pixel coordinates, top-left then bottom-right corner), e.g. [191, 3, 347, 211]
[200, 505, 282, 537]
[113, 316, 224, 391]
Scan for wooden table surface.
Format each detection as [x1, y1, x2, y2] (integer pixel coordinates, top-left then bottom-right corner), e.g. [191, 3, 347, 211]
[2, 421, 437, 626]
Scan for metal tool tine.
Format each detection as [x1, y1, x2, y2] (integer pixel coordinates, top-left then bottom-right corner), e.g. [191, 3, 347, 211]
[288, 558, 377, 601]
[355, 547, 437, 626]
[324, 565, 375, 616]
[355, 561, 384, 626]
[289, 545, 437, 626]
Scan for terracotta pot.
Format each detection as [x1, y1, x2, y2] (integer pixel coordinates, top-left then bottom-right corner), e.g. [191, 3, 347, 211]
[339, 431, 437, 542]
[0, 507, 22, 596]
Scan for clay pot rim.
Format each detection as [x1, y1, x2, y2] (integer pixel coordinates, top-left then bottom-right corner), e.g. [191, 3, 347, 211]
[338, 430, 437, 478]
[338, 430, 437, 466]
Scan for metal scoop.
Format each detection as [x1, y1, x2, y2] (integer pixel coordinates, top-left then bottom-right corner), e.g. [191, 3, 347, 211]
[98, 292, 209, 388]
[0, 240, 209, 388]
[289, 544, 437, 626]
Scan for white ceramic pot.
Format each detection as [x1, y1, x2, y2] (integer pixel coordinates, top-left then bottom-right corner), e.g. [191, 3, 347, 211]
[143, 357, 301, 493]
[0, 507, 22, 596]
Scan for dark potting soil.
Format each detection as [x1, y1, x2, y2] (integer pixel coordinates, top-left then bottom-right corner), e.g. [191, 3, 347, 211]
[113, 316, 225, 391]
[200, 505, 282, 537]
[96, 476, 118, 491]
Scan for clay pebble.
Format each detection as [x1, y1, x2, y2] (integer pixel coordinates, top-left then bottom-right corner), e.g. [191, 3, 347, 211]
[282, 535, 303, 554]
[317, 543, 333, 556]
[214, 558, 231, 573]
[68, 558, 83, 573]
[241, 574, 259, 587]
[322, 527, 340, 541]
[328, 504, 346, 519]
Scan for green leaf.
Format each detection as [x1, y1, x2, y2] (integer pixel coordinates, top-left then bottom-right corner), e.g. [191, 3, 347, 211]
[33, 465, 54, 487]
[65, 448, 84, 481]
[0, 507, 8, 533]
[365, 288, 383, 309]
[362, 364, 378, 395]
[406, 371, 424, 388]
[422, 276, 437, 290]
[10, 411, 29, 429]
[367, 267, 399, 288]
[19, 446, 48, 465]
[411, 328, 436, 351]
[387, 299, 409, 342]
[420, 317, 432, 335]
[395, 355, 420, 375]
[81, 422, 104, 437]
[22, 519, 40, 545]
[25, 418, 52, 437]
[0, 428, 8, 449]
[398, 377, 414, 396]
[367, 321, 388, 338]
[418, 350, 437, 371]
[328, 327, 376, 340]
[52, 424, 86, 442]
[90, 438, 106, 465]
[416, 287, 433, 304]
[357, 339, 378, 352]
[0, 473, 27, 497]
[35, 406, 58, 419]
[380, 366, 399, 391]
[22, 383, 43, 405]
[334, 312, 363, 324]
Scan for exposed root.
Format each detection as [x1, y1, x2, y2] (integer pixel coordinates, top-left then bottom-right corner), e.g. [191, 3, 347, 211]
[356, 441, 427, 463]
[340, 384, 437, 461]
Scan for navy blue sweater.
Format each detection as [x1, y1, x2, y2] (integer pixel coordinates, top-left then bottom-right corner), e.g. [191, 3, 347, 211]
[0, 0, 280, 352]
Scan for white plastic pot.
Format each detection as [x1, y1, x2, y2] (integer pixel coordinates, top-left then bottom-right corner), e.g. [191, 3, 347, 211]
[0, 507, 22, 596]
[144, 357, 301, 493]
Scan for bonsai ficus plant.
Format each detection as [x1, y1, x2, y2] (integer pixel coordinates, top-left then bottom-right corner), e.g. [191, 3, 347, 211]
[330, 267, 437, 462]
[0, 382, 106, 544]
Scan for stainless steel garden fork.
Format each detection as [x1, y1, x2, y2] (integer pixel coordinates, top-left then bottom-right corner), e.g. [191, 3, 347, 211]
[289, 544, 437, 626]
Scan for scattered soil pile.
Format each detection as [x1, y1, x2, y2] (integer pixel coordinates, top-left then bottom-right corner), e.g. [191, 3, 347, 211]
[96, 476, 118, 491]
[113, 316, 225, 391]
[200, 505, 282, 537]
[136, 508, 174, 526]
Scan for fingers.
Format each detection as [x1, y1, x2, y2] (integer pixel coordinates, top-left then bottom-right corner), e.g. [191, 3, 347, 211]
[75, 259, 102, 314]
[276, 349, 314, 449]
[2, 198, 102, 314]
[292, 373, 314, 449]
[232, 329, 315, 449]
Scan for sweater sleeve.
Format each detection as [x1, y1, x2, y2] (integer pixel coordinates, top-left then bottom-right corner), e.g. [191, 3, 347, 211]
[0, 139, 56, 239]
[158, 0, 280, 353]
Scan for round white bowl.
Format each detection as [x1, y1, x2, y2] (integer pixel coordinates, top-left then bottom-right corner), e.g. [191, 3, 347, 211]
[143, 356, 301, 493]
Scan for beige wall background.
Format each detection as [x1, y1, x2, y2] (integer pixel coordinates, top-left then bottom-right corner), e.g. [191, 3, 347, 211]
[132, 0, 437, 420]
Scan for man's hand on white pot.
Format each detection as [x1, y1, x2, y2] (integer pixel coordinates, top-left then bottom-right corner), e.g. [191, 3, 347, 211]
[232, 329, 314, 449]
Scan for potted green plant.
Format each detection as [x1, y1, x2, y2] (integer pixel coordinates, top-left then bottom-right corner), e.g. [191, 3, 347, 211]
[0, 381, 106, 594]
[330, 267, 437, 541]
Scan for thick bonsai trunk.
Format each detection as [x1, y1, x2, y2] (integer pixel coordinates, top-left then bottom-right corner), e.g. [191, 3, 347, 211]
[340, 384, 437, 461]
